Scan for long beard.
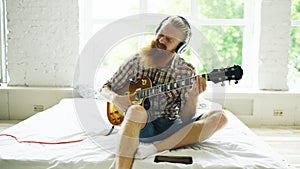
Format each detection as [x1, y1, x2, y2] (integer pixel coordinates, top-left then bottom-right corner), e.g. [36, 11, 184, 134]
[139, 40, 175, 68]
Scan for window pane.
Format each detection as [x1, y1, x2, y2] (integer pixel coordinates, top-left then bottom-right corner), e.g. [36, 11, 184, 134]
[101, 37, 139, 67]
[199, 0, 244, 19]
[96, 37, 139, 86]
[147, 0, 189, 15]
[92, 0, 139, 19]
[288, 27, 300, 85]
[198, 26, 243, 72]
[291, 0, 300, 20]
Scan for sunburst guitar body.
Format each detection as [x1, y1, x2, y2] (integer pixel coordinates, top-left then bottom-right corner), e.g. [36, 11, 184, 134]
[107, 77, 152, 125]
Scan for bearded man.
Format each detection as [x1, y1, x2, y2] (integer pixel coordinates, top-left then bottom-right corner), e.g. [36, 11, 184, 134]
[100, 15, 227, 169]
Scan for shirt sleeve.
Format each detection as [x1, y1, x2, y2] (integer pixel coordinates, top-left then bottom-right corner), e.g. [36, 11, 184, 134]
[102, 54, 139, 93]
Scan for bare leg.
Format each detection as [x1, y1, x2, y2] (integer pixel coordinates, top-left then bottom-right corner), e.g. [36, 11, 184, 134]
[110, 105, 147, 169]
[155, 110, 227, 151]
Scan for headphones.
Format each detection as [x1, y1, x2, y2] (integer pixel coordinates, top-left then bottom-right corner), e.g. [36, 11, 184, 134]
[155, 15, 191, 54]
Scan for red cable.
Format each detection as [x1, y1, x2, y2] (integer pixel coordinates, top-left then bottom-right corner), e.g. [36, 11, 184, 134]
[0, 134, 84, 144]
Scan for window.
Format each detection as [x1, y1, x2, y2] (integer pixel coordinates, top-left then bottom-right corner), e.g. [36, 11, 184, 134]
[80, 0, 254, 88]
[191, 0, 247, 75]
[289, 0, 300, 87]
[0, 0, 7, 84]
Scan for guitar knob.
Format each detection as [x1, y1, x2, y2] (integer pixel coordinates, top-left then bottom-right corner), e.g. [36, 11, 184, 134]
[235, 80, 238, 84]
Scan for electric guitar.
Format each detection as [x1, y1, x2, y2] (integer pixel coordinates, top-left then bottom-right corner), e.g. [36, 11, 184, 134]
[107, 65, 243, 126]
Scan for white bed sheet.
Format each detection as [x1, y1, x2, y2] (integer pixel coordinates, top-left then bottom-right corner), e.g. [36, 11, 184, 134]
[0, 98, 290, 169]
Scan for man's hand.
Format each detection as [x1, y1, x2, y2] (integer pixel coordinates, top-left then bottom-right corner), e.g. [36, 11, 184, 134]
[188, 75, 207, 98]
[112, 94, 133, 112]
[100, 87, 133, 112]
[181, 76, 206, 122]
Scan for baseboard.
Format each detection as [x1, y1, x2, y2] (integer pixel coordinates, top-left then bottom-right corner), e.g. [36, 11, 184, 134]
[203, 87, 300, 126]
[0, 86, 76, 120]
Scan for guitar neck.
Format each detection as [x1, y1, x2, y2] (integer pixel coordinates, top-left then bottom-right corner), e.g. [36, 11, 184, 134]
[135, 74, 210, 100]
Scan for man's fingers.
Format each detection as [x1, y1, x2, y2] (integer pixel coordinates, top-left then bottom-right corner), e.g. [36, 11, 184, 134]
[197, 76, 207, 92]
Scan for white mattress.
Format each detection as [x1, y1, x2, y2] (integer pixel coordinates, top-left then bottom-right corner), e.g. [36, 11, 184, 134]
[0, 98, 290, 169]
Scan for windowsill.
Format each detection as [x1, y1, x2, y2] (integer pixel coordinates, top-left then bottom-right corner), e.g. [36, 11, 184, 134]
[0, 84, 74, 92]
[1, 83, 300, 96]
[225, 87, 300, 95]
[0, 83, 7, 87]
[203, 85, 300, 97]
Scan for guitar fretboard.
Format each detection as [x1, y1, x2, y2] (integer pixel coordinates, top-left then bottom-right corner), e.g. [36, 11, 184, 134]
[135, 74, 209, 100]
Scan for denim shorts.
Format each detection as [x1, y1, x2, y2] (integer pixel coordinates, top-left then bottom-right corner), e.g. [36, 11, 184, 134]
[139, 114, 203, 143]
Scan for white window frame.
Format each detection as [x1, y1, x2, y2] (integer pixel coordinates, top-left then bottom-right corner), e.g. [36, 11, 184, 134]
[188, 0, 255, 88]
[0, 0, 7, 84]
[80, 0, 255, 88]
[290, 2, 300, 87]
[292, 20, 300, 26]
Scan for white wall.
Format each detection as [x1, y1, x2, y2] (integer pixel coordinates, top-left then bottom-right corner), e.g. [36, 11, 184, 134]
[0, 0, 79, 120]
[0, 87, 74, 120]
[6, 0, 79, 87]
[208, 0, 300, 126]
[0, 0, 299, 126]
[222, 89, 300, 126]
[257, 0, 291, 90]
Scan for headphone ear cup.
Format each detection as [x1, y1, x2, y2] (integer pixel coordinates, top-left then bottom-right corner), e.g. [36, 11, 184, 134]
[176, 42, 187, 54]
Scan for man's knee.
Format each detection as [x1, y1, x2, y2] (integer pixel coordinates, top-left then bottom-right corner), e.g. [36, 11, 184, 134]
[120, 105, 147, 136]
[220, 112, 228, 126]
[208, 110, 228, 129]
[126, 105, 148, 124]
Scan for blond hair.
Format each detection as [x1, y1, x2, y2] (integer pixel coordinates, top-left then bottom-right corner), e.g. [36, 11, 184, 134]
[156, 15, 191, 44]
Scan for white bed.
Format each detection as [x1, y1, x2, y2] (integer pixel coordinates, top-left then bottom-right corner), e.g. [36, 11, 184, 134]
[0, 98, 290, 169]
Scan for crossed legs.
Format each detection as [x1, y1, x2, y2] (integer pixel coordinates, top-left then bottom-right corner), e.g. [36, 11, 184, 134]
[110, 107, 228, 169]
[154, 110, 228, 151]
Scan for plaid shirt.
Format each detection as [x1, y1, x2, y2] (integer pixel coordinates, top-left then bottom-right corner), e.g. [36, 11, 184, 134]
[104, 53, 195, 121]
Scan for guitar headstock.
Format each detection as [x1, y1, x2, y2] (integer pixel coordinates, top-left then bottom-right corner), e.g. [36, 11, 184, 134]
[206, 65, 243, 84]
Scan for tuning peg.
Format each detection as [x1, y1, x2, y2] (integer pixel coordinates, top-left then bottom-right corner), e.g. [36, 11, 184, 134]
[235, 80, 239, 84]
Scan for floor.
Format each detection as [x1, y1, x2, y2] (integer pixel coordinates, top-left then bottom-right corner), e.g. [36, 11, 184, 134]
[0, 120, 300, 168]
[250, 126, 300, 169]
[0, 120, 20, 132]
